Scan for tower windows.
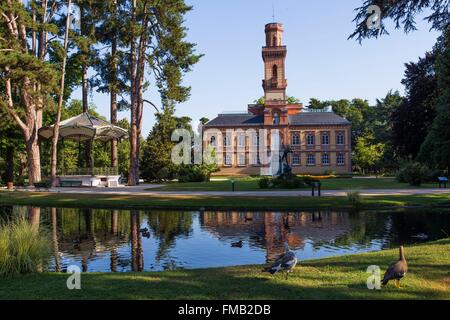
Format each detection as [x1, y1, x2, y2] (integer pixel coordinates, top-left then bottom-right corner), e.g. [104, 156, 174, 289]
[272, 65, 278, 80]
[273, 112, 280, 125]
[272, 36, 277, 46]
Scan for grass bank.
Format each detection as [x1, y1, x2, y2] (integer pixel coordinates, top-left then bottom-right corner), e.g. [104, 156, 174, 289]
[1, 191, 450, 211]
[154, 177, 437, 192]
[0, 239, 448, 300]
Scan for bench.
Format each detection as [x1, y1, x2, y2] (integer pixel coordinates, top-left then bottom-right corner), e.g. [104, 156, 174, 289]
[59, 180, 83, 187]
[438, 177, 448, 188]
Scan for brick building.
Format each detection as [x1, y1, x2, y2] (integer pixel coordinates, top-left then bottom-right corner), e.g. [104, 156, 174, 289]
[203, 23, 352, 176]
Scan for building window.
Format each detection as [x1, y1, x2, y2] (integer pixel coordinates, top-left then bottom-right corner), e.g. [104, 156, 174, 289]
[251, 153, 260, 165]
[224, 154, 232, 166]
[321, 133, 330, 145]
[337, 153, 345, 166]
[292, 154, 300, 165]
[272, 64, 278, 80]
[238, 134, 246, 147]
[292, 133, 300, 145]
[223, 135, 230, 147]
[210, 136, 216, 147]
[273, 112, 280, 125]
[238, 154, 246, 166]
[322, 153, 330, 165]
[307, 154, 315, 166]
[306, 134, 315, 146]
[252, 134, 259, 146]
[272, 36, 277, 46]
[336, 132, 345, 145]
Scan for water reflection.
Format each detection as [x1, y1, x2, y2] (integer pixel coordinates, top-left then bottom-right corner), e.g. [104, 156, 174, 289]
[0, 206, 449, 273]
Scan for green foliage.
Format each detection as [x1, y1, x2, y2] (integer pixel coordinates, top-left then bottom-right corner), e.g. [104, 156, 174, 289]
[141, 106, 192, 182]
[417, 29, 450, 170]
[350, 0, 449, 42]
[258, 175, 306, 189]
[353, 135, 385, 174]
[396, 162, 433, 186]
[178, 164, 218, 183]
[0, 216, 51, 276]
[346, 191, 363, 209]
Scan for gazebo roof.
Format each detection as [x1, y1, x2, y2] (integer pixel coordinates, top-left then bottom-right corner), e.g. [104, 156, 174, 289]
[39, 112, 128, 142]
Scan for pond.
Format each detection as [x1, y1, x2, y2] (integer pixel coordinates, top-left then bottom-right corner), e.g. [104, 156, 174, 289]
[1, 206, 449, 272]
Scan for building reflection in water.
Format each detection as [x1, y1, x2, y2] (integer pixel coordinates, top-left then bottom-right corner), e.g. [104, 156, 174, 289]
[1, 205, 447, 272]
[200, 211, 350, 262]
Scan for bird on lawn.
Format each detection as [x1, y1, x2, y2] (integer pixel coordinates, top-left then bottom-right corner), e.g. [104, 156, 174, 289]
[381, 245, 408, 288]
[266, 243, 297, 279]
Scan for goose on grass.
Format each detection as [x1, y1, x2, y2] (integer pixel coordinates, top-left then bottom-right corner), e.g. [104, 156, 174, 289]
[265, 243, 297, 279]
[382, 246, 408, 288]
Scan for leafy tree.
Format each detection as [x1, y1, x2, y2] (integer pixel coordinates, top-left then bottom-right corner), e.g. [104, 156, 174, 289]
[199, 117, 209, 125]
[417, 29, 450, 170]
[123, 0, 202, 186]
[350, 0, 450, 42]
[391, 45, 440, 159]
[0, 0, 60, 183]
[141, 106, 191, 182]
[353, 135, 385, 174]
[253, 96, 300, 105]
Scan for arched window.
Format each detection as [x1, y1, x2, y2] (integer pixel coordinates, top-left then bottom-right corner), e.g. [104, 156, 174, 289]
[272, 65, 278, 80]
[273, 112, 280, 125]
[292, 133, 300, 145]
[210, 136, 216, 146]
[272, 36, 277, 46]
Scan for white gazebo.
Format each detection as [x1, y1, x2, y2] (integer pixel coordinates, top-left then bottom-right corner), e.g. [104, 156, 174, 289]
[39, 112, 128, 187]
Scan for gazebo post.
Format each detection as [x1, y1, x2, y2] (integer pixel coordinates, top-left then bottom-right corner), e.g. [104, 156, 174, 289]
[90, 137, 95, 178]
[61, 138, 65, 176]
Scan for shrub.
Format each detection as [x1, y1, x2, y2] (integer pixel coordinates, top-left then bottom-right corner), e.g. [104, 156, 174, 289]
[258, 175, 306, 189]
[258, 176, 270, 189]
[178, 164, 218, 183]
[346, 191, 363, 209]
[34, 181, 51, 189]
[0, 216, 51, 276]
[396, 162, 431, 186]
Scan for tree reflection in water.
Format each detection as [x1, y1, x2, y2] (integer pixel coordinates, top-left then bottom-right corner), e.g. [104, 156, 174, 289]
[0, 206, 448, 272]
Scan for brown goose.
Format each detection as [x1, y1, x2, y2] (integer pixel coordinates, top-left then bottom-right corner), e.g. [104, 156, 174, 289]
[381, 246, 408, 288]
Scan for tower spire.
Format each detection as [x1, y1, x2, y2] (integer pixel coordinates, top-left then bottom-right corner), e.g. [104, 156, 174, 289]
[272, 2, 275, 22]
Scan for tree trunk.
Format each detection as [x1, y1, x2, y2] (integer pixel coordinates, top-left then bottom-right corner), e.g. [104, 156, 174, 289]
[128, 0, 138, 186]
[110, 36, 118, 168]
[51, 0, 72, 187]
[26, 133, 41, 184]
[5, 145, 14, 183]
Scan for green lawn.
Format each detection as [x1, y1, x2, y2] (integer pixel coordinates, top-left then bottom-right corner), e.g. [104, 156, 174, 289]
[1, 191, 450, 211]
[0, 239, 448, 300]
[153, 177, 437, 192]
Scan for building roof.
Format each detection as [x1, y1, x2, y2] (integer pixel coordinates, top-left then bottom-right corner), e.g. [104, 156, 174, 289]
[204, 111, 350, 127]
[288, 112, 350, 126]
[204, 113, 263, 127]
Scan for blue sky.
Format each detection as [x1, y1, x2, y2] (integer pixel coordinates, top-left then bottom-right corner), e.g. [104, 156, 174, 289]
[71, 0, 440, 136]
